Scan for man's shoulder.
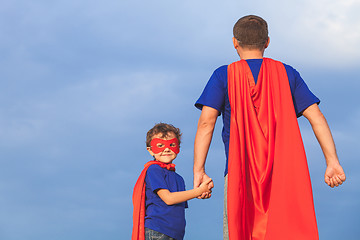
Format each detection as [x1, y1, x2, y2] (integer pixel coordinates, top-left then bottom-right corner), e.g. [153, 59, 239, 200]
[210, 65, 228, 83]
[266, 58, 301, 78]
[213, 65, 228, 75]
[272, 59, 299, 74]
[282, 62, 296, 71]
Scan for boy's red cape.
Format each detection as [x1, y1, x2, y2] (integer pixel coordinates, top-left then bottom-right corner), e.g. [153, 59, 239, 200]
[227, 58, 319, 240]
[132, 160, 175, 240]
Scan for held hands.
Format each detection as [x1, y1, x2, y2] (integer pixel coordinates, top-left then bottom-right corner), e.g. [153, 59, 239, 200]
[194, 172, 214, 199]
[325, 163, 346, 188]
[198, 177, 213, 198]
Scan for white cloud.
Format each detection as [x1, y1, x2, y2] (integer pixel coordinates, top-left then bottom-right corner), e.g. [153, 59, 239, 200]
[267, 0, 360, 68]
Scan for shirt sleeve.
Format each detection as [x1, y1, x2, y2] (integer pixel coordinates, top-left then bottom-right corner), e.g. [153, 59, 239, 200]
[145, 165, 168, 193]
[195, 65, 228, 115]
[284, 64, 320, 117]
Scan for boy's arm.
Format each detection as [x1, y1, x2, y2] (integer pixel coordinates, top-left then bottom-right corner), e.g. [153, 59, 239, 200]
[302, 104, 346, 187]
[193, 106, 218, 198]
[157, 178, 213, 205]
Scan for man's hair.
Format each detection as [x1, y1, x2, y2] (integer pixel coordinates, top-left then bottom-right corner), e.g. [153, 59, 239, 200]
[233, 15, 268, 50]
[146, 123, 182, 147]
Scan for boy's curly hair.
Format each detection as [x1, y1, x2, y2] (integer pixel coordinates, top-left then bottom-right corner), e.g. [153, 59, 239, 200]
[233, 15, 268, 50]
[146, 123, 182, 147]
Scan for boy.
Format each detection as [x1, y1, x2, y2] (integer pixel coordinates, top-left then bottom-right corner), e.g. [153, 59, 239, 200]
[132, 123, 212, 240]
[193, 15, 346, 239]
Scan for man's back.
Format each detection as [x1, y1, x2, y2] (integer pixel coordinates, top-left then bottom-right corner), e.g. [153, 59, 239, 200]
[195, 58, 319, 176]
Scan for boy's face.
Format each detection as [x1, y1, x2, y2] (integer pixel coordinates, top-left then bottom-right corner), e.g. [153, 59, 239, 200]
[147, 132, 179, 164]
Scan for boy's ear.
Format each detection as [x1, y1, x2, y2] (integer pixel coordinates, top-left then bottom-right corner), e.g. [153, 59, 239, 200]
[147, 147, 154, 156]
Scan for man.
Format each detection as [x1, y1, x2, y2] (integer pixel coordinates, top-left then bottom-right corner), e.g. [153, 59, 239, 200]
[193, 15, 345, 240]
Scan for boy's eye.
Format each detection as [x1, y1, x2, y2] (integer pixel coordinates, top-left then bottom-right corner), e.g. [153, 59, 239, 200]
[156, 143, 165, 148]
[170, 143, 177, 147]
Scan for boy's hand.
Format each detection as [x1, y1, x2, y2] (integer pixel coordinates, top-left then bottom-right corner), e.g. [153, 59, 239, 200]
[324, 163, 346, 188]
[198, 178, 213, 197]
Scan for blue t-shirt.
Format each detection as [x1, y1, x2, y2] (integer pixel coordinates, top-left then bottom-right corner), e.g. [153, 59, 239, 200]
[145, 164, 188, 240]
[195, 59, 320, 176]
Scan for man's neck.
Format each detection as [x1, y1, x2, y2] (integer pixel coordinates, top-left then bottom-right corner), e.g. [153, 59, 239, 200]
[232, 37, 269, 60]
[238, 49, 264, 60]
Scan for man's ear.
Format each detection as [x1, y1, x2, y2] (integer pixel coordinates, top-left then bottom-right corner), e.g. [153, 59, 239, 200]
[232, 37, 240, 49]
[264, 37, 270, 49]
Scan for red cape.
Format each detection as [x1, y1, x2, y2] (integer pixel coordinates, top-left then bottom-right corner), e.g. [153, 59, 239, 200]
[227, 58, 318, 240]
[131, 161, 175, 240]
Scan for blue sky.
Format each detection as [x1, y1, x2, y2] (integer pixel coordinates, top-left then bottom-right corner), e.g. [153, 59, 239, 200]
[1, 0, 359, 239]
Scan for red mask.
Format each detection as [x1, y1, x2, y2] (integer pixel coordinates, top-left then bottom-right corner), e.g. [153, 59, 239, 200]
[150, 138, 180, 154]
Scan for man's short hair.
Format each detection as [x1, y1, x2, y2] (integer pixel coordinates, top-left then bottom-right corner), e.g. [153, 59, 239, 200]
[146, 123, 182, 147]
[233, 15, 268, 50]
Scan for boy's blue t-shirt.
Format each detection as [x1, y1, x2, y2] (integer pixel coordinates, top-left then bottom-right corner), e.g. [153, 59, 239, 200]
[195, 59, 320, 176]
[145, 164, 188, 240]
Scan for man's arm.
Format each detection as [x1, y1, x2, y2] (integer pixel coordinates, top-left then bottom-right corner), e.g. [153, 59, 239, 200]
[193, 106, 218, 198]
[302, 104, 346, 187]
